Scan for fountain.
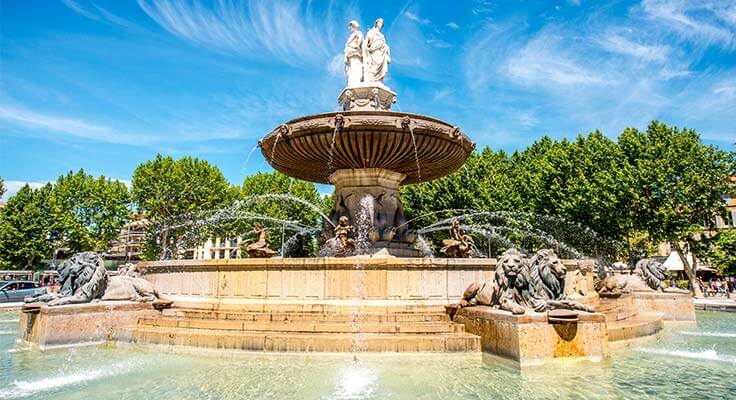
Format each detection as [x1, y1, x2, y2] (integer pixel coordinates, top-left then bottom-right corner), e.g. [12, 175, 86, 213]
[14, 17, 696, 369]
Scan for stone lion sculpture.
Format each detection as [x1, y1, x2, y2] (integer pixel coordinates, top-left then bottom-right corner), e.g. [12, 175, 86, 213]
[102, 264, 163, 303]
[25, 251, 108, 306]
[596, 258, 673, 297]
[459, 248, 593, 314]
[25, 253, 170, 308]
[528, 249, 593, 312]
[633, 258, 668, 291]
[459, 248, 537, 314]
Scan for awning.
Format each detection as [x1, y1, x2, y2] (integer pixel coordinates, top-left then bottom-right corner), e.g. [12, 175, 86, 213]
[663, 250, 716, 272]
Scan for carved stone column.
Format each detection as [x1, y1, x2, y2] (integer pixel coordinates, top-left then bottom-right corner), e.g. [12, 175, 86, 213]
[325, 168, 416, 254]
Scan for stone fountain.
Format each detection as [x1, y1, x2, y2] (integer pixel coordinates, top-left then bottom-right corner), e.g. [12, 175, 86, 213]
[258, 18, 473, 256]
[15, 18, 695, 366]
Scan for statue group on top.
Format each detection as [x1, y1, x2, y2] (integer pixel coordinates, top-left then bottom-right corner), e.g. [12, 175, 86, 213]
[344, 18, 391, 86]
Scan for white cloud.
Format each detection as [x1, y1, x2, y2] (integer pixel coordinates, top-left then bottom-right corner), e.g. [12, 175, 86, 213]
[598, 33, 670, 63]
[426, 38, 452, 48]
[640, 0, 736, 48]
[404, 11, 430, 25]
[1, 180, 48, 201]
[0, 104, 150, 145]
[446, 22, 460, 30]
[63, 0, 136, 28]
[506, 32, 608, 87]
[61, 0, 98, 20]
[327, 53, 344, 78]
[136, 0, 349, 67]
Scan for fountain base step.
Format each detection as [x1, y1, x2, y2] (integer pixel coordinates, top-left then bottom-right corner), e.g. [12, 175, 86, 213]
[606, 312, 664, 342]
[129, 307, 480, 352]
[131, 327, 480, 352]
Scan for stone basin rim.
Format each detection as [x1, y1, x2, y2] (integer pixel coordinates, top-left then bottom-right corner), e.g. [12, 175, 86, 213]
[259, 111, 475, 184]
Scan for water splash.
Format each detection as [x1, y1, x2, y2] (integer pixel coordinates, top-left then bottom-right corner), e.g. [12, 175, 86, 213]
[355, 195, 375, 255]
[636, 348, 736, 365]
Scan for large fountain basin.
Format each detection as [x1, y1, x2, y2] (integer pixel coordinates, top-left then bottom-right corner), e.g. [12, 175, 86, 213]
[259, 111, 475, 184]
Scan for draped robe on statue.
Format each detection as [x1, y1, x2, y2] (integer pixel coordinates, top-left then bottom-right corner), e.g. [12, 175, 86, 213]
[344, 30, 364, 87]
[363, 27, 390, 83]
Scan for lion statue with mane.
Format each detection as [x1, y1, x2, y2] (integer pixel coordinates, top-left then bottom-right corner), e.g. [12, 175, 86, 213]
[596, 258, 684, 297]
[460, 248, 593, 314]
[25, 252, 170, 308]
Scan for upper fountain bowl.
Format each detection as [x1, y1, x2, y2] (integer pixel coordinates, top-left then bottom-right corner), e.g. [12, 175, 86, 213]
[259, 111, 475, 185]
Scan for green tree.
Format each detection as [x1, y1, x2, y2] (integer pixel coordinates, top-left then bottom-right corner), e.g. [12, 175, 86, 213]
[0, 177, 6, 199]
[701, 229, 736, 276]
[0, 184, 53, 269]
[132, 155, 232, 259]
[505, 132, 634, 259]
[401, 149, 519, 254]
[49, 170, 131, 252]
[619, 121, 735, 296]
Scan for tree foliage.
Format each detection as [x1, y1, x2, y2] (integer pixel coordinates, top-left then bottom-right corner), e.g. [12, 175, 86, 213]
[400, 122, 733, 271]
[619, 121, 734, 294]
[132, 154, 233, 259]
[234, 171, 327, 253]
[48, 170, 131, 253]
[0, 184, 53, 269]
[0, 177, 6, 198]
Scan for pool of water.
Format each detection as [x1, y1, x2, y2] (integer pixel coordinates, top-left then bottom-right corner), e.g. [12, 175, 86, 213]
[0, 311, 734, 399]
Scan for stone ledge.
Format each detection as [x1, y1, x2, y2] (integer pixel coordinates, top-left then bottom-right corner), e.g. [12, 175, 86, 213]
[452, 306, 609, 366]
[18, 301, 160, 350]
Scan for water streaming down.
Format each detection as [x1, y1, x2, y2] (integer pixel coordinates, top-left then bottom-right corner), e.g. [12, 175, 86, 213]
[405, 123, 422, 183]
[326, 120, 341, 180]
[243, 145, 259, 171]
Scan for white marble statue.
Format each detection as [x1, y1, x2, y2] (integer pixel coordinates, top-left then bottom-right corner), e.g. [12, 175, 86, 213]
[344, 20, 364, 87]
[363, 18, 390, 84]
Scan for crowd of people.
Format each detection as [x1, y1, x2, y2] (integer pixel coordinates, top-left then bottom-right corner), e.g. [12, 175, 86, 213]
[698, 277, 736, 298]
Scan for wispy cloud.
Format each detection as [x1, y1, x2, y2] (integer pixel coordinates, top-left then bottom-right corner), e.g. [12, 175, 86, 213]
[62, 0, 137, 29]
[0, 104, 151, 145]
[426, 38, 452, 48]
[136, 0, 352, 67]
[446, 22, 460, 30]
[640, 0, 736, 48]
[1, 180, 48, 201]
[61, 0, 98, 20]
[598, 33, 670, 63]
[404, 11, 430, 25]
[507, 31, 608, 87]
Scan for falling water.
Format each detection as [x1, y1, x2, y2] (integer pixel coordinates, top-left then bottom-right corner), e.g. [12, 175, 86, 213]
[269, 134, 281, 163]
[326, 122, 340, 179]
[243, 145, 259, 171]
[406, 124, 422, 182]
[354, 195, 375, 255]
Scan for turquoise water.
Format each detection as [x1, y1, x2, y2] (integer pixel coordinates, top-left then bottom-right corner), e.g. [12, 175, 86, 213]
[0, 311, 734, 399]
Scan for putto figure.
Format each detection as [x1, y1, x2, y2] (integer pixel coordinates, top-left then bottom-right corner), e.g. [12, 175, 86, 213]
[363, 18, 390, 84]
[344, 20, 363, 86]
[440, 218, 474, 258]
[246, 223, 276, 258]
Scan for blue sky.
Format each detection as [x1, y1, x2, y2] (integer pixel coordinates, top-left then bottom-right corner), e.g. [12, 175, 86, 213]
[1, 0, 735, 200]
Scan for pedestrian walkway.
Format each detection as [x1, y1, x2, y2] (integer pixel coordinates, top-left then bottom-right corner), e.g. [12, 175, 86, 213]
[694, 298, 736, 313]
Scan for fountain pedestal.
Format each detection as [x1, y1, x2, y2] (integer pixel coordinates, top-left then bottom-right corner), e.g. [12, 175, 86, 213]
[327, 168, 418, 256]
